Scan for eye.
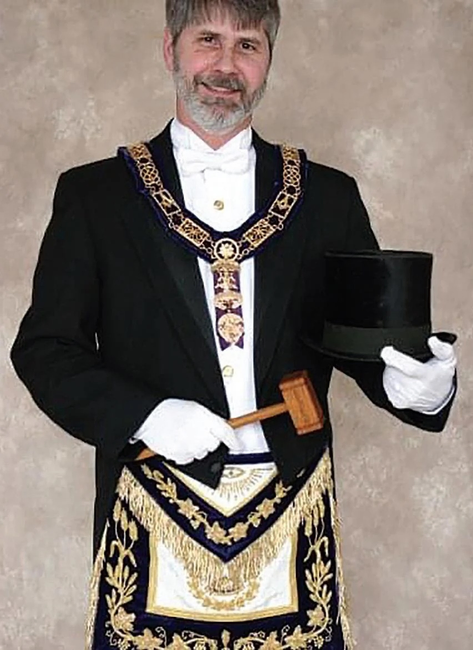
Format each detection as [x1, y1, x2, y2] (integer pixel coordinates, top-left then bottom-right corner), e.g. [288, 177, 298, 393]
[199, 34, 216, 45]
[240, 41, 257, 51]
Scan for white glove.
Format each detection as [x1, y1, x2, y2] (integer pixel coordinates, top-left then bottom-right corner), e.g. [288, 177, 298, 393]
[134, 398, 239, 464]
[381, 336, 456, 413]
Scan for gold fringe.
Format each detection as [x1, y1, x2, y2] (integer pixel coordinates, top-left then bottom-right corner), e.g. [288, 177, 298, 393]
[84, 522, 108, 650]
[117, 452, 335, 606]
[330, 492, 355, 650]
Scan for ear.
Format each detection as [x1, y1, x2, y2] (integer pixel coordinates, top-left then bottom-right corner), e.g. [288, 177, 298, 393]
[163, 27, 175, 72]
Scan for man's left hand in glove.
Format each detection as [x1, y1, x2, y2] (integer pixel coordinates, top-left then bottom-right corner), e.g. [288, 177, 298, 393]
[381, 335, 456, 414]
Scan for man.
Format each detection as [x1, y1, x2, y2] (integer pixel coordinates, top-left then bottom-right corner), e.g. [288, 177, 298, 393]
[11, 1, 456, 648]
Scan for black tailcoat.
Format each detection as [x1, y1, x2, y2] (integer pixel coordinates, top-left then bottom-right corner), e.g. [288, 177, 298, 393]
[11, 125, 453, 553]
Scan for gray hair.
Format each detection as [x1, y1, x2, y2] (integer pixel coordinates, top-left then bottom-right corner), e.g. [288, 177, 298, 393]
[165, 0, 281, 52]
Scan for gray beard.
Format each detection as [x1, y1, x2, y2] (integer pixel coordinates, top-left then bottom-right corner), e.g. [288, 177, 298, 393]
[173, 69, 267, 135]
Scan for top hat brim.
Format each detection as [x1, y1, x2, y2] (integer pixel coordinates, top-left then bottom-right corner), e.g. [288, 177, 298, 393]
[303, 331, 457, 363]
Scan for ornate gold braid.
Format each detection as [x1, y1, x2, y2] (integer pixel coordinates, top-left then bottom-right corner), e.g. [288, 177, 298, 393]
[141, 463, 292, 546]
[125, 142, 302, 263]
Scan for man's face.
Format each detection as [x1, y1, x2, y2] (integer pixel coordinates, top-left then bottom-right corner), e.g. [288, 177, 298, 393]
[163, 15, 272, 134]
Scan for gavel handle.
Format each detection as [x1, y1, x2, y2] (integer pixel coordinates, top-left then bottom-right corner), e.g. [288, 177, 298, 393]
[137, 447, 158, 460]
[135, 402, 288, 461]
[228, 402, 288, 428]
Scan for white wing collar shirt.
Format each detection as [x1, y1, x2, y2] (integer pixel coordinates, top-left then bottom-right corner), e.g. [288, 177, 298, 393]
[170, 118, 269, 454]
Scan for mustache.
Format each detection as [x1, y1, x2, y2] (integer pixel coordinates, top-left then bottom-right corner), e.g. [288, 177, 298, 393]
[195, 73, 246, 93]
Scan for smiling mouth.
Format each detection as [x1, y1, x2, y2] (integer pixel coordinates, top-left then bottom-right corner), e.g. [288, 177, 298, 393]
[201, 82, 241, 96]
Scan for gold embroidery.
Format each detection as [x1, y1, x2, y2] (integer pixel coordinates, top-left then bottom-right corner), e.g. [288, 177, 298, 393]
[125, 142, 302, 264]
[103, 500, 163, 649]
[216, 312, 245, 346]
[330, 492, 355, 650]
[170, 463, 278, 516]
[95, 453, 353, 649]
[218, 466, 272, 501]
[115, 453, 344, 626]
[188, 572, 260, 611]
[214, 239, 240, 262]
[140, 463, 292, 545]
[147, 534, 299, 622]
[125, 141, 302, 350]
[100, 496, 337, 648]
[213, 260, 241, 310]
[85, 522, 108, 650]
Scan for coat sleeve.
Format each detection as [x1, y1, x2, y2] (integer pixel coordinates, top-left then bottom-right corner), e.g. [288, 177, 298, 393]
[10, 171, 162, 458]
[333, 178, 455, 432]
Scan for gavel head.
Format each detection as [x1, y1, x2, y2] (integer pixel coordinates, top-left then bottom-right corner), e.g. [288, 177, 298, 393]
[279, 371, 325, 435]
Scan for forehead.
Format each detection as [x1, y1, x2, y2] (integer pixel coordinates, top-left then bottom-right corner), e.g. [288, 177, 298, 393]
[186, 9, 268, 39]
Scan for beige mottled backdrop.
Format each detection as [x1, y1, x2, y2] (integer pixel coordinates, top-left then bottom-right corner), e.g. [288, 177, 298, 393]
[1, 1, 472, 648]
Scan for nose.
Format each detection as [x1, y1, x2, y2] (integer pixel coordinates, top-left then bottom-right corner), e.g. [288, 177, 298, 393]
[214, 44, 238, 74]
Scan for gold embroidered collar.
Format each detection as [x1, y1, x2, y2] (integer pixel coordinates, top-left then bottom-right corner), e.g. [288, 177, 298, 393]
[119, 139, 306, 267]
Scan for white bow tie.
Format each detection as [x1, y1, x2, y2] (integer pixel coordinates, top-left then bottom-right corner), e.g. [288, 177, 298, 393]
[177, 147, 251, 176]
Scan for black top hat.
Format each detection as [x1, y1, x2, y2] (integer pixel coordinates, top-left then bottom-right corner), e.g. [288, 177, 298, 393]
[310, 250, 454, 361]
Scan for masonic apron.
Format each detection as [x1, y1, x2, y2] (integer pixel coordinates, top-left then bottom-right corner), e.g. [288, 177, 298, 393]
[86, 449, 353, 650]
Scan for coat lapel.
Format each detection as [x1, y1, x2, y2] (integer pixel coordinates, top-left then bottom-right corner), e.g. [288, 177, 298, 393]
[252, 132, 309, 393]
[117, 124, 227, 409]
[146, 126, 220, 359]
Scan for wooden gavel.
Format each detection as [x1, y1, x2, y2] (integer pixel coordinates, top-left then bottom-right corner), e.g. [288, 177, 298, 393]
[136, 370, 324, 461]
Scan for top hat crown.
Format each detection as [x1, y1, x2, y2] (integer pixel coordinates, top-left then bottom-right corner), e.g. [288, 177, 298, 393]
[317, 250, 435, 361]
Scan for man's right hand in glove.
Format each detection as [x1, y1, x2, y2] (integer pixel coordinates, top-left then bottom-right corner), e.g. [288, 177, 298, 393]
[133, 398, 239, 465]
